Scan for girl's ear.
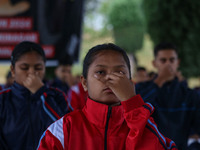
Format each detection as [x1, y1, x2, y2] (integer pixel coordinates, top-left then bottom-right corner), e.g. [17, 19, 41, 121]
[80, 75, 88, 92]
[10, 65, 15, 78]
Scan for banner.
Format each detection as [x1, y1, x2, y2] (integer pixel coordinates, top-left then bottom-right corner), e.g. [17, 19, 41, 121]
[0, 0, 84, 64]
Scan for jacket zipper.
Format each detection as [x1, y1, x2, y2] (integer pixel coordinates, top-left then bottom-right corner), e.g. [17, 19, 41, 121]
[27, 96, 35, 148]
[104, 106, 112, 150]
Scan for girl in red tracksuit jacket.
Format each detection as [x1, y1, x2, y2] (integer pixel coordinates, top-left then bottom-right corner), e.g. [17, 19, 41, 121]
[37, 43, 177, 150]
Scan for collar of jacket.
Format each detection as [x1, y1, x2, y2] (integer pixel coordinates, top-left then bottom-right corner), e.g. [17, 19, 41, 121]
[11, 82, 46, 101]
[11, 82, 30, 97]
[82, 97, 125, 129]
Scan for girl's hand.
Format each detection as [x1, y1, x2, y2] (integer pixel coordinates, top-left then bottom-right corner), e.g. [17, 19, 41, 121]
[23, 72, 44, 94]
[96, 72, 136, 101]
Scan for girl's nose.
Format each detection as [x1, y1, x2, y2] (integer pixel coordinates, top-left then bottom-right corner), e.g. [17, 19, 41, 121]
[28, 68, 35, 74]
[105, 73, 112, 81]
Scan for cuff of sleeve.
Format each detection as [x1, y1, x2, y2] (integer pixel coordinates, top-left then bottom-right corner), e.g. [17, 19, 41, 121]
[121, 94, 144, 113]
[32, 85, 47, 98]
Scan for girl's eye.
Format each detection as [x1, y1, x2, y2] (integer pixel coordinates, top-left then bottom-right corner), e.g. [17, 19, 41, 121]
[96, 71, 105, 75]
[35, 67, 43, 70]
[21, 67, 28, 70]
[116, 71, 125, 74]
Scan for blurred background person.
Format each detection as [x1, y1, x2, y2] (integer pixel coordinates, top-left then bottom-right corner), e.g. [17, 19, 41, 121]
[49, 54, 73, 95]
[133, 66, 149, 83]
[136, 42, 200, 150]
[148, 71, 157, 81]
[67, 80, 88, 111]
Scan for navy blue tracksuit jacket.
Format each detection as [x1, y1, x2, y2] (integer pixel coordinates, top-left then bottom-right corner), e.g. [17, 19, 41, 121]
[0, 82, 70, 150]
[136, 77, 200, 150]
[49, 78, 70, 95]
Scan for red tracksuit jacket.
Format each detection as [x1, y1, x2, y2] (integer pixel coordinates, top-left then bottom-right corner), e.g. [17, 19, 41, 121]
[68, 82, 87, 110]
[37, 95, 177, 150]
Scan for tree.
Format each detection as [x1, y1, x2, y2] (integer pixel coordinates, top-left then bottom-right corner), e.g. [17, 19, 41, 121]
[107, 0, 146, 53]
[85, 0, 101, 14]
[143, 0, 200, 77]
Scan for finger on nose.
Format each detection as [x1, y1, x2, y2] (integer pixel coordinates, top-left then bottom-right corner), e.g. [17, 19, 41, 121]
[28, 71, 37, 77]
[105, 74, 112, 80]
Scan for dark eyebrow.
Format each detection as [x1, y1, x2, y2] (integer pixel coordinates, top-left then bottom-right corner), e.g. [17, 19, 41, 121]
[19, 63, 29, 66]
[114, 65, 127, 69]
[19, 63, 44, 67]
[170, 57, 178, 59]
[94, 65, 106, 68]
[35, 63, 44, 66]
[95, 64, 127, 68]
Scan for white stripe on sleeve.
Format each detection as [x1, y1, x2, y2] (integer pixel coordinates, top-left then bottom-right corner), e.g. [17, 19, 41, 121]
[48, 117, 64, 149]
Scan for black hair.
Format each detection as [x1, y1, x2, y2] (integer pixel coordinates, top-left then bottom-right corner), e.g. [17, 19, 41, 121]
[58, 54, 73, 66]
[82, 43, 131, 79]
[6, 71, 12, 79]
[148, 71, 156, 78]
[11, 41, 46, 66]
[136, 66, 146, 72]
[154, 42, 178, 57]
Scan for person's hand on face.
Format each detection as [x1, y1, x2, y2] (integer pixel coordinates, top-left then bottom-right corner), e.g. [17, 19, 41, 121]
[23, 72, 44, 94]
[94, 71, 136, 102]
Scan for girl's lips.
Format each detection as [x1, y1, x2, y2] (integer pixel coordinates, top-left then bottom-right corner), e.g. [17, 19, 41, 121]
[103, 88, 113, 93]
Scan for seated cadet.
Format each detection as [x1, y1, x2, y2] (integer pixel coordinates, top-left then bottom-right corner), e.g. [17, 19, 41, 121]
[0, 41, 71, 150]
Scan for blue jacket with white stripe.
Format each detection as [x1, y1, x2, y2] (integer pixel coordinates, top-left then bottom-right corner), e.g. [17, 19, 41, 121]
[0, 82, 70, 150]
[136, 77, 200, 150]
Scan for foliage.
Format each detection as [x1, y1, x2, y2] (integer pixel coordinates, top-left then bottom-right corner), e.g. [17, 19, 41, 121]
[107, 0, 146, 53]
[143, 0, 200, 77]
[85, 0, 101, 14]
